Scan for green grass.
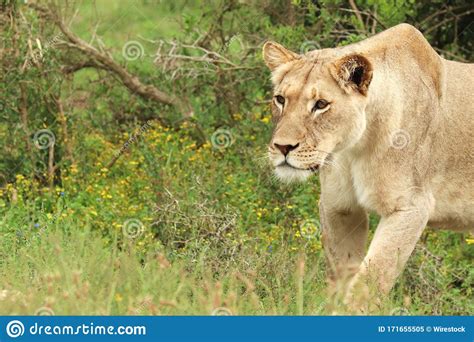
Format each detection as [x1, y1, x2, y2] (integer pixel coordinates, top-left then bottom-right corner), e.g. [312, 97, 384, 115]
[0, 120, 472, 315]
[1, 214, 472, 315]
[0, 223, 328, 315]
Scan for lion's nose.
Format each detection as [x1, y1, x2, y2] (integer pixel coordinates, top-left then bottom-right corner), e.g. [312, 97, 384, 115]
[274, 143, 299, 156]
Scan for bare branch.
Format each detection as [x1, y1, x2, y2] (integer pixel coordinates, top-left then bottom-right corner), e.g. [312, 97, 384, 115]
[348, 0, 366, 32]
[339, 8, 387, 30]
[434, 47, 468, 63]
[28, 3, 193, 118]
[424, 9, 474, 35]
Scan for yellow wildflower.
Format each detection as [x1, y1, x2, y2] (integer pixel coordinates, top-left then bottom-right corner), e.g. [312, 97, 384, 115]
[233, 113, 243, 121]
[70, 164, 78, 174]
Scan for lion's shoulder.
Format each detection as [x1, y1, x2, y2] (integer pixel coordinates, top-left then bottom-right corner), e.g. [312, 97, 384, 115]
[350, 24, 446, 99]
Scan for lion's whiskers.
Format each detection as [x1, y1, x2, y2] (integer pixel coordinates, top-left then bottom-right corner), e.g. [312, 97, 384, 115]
[252, 150, 273, 168]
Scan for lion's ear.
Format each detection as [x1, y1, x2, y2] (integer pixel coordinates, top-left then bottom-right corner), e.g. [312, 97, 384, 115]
[333, 54, 373, 95]
[262, 41, 300, 71]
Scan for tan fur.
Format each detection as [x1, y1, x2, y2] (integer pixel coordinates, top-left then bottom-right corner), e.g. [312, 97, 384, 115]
[262, 24, 474, 312]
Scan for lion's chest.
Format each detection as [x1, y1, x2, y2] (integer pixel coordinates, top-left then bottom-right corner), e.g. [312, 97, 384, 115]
[349, 158, 384, 214]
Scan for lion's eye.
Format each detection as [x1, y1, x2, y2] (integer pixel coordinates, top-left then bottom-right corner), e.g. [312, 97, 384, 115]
[312, 99, 329, 112]
[275, 95, 285, 105]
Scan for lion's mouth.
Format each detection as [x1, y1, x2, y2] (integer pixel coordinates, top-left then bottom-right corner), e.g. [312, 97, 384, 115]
[277, 161, 319, 172]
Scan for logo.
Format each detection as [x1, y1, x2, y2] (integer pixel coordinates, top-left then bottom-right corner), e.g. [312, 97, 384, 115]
[6, 320, 25, 338]
[211, 307, 232, 316]
[122, 41, 145, 61]
[299, 218, 321, 239]
[210, 129, 235, 150]
[122, 218, 145, 239]
[300, 41, 320, 54]
[389, 129, 411, 149]
[35, 306, 55, 316]
[33, 129, 56, 150]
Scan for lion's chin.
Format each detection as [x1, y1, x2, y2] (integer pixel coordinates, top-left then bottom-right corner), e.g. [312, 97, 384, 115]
[274, 165, 313, 183]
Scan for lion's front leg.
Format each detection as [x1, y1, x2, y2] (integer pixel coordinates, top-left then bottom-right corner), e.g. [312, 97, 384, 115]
[319, 167, 369, 300]
[320, 203, 369, 282]
[345, 202, 430, 313]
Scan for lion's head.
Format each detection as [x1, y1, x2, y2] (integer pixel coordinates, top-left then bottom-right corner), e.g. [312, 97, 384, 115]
[263, 41, 373, 182]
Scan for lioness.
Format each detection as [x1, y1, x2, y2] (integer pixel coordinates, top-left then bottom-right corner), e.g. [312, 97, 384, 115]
[262, 24, 473, 312]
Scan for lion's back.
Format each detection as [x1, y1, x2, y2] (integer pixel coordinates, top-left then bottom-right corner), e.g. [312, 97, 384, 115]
[429, 59, 474, 230]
